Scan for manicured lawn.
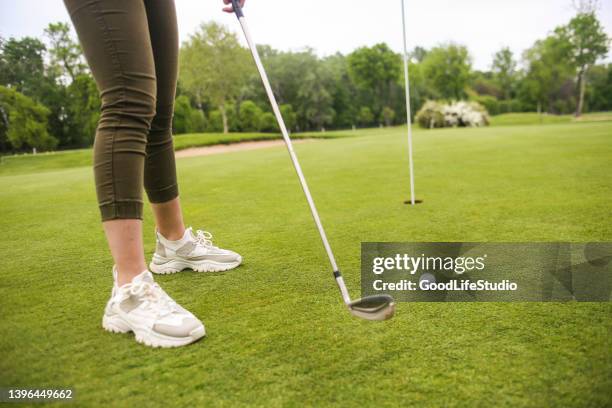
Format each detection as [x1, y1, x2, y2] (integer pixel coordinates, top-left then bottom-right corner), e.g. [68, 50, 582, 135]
[489, 111, 612, 126]
[0, 122, 610, 407]
[0, 129, 363, 176]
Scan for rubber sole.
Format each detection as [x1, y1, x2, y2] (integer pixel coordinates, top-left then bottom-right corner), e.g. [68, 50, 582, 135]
[102, 314, 206, 348]
[149, 255, 242, 275]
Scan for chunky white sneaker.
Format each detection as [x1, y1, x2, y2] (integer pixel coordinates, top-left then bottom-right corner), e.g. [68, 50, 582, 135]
[149, 227, 242, 274]
[102, 268, 206, 348]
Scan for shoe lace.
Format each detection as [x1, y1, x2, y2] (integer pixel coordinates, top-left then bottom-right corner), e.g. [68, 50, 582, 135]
[195, 229, 218, 249]
[120, 281, 176, 317]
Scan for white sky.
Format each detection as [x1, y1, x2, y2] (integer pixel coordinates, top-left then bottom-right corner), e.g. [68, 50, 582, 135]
[1, 0, 611, 70]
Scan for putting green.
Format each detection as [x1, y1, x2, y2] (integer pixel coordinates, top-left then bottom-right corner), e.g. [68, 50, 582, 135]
[0, 122, 610, 407]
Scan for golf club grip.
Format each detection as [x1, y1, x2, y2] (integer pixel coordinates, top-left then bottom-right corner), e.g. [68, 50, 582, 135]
[231, 0, 244, 18]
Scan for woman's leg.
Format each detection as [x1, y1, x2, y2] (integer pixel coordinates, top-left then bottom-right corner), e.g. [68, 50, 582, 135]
[64, 0, 156, 284]
[103, 220, 147, 286]
[142, 0, 186, 241]
[151, 198, 185, 241]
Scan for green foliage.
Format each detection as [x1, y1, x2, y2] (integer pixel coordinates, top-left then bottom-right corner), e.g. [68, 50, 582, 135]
[64, 74, 100, 147]
[348, 44, 402, 118]
[173, 95, 206, 134]
[259, 112, 278, 133]
[521, 33, 575, 113]
[357, 106, 374, 127]
[491, 47, 517, 100]
[497, 99, 524, 114]
[0, 37, 47, 97]
[179, 22, 250, 133]
[173, 95, 194, 134]
[585, 64, 612, 111]
[207, 110, 223, 133]
[247, 48, 336, 131]
[560, 13, 609, 71]
[380, 106, 395, 126]
[556, 12, 610, 115]
[44, 22, 87, 82]
[471, 71, 502, 99]
[0, 86, 57, 151]
[238, 100, 263, 132]
[1, 13, 610, 154]
[207, 104, 238, 133]
[472, 95, 500, 115]
[279, 104, 297, 132]
[0, 28, 100, 149]
[421, 44, 472, 99]
[190, 109, 207, 133]
[347, 43, 400, 91]
[322, 54, 357, 129]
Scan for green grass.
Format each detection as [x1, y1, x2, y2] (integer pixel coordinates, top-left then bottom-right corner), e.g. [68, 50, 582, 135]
[0, 122, 611, 407]
[489, 111, 612, 126]
[0, 130, 363, 177]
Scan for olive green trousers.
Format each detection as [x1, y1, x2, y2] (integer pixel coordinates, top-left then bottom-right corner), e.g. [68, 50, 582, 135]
[64, 0, 179, 220]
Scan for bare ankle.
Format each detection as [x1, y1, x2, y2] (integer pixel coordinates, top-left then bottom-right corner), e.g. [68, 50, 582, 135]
[116, 265, 147, 286]
[158, 227, 186, 241]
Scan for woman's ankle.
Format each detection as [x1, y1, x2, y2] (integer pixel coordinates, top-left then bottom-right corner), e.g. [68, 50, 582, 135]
[157, 226, 186, 241]
[115, 264, 148, 286]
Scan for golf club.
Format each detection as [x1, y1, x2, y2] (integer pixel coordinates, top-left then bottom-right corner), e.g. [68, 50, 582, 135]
[230, 0, 395, 321]
[401, 0, 418, 206]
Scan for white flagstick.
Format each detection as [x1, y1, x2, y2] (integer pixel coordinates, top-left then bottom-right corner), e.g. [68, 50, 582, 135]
[401, 0, 416, 205]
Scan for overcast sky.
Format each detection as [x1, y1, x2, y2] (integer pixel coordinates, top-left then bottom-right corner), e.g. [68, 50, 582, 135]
[1, 0, 611, 70]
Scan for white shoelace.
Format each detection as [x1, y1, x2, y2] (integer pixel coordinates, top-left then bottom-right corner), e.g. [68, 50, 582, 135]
[120, 281, 176, 317]
[195, 229, 218, 249]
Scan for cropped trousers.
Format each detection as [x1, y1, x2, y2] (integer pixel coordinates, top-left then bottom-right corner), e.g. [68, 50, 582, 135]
[64, 0, 179, 220]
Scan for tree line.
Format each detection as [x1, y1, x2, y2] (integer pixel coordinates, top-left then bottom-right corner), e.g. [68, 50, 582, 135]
[0, 8, 609, 153]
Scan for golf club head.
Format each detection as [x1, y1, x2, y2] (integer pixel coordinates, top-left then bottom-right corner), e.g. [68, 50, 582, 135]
[348, 294, 395, 321]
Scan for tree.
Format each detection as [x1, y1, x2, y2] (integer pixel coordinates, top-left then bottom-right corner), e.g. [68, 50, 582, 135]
[44, 22, 87, 83]
[0, 86, 57, 151]
[521, 34, 574, 113]
[245, 48, 335, 131]
[347, 44, 401, 118]
[491, 47, 517, 100]
[180, 22, 250, 133]
[259, 112, 278, 132]
[280, 104, 297, 132]
[357, 106, 374, 127]
[556, 13, 609, 116]
[238, 100, 262, 131]
[173, 95, 197, 134]
[380, 107, 395, 127]
[64, 74, 100, 147]
[410, 46, 428, 63]
[0, 37, 47, 97]
[421, 44, 472, 100]
[0, 36, 68, 146]
[403, 61, 428, 119]
[323, 53, 357, 129]
[585, 64, 612, 111]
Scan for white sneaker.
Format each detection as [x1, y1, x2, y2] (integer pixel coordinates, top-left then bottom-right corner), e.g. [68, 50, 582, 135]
[102, 268, 206, 348]
[149, 227, 242, 274]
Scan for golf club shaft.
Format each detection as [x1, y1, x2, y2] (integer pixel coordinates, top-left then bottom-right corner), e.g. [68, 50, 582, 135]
[232, 4, 352, 305]
[401, 0, 416, 205]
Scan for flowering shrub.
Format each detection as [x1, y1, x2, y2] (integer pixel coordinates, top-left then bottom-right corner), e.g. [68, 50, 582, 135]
[415, 100, 489, 128]
[415, 101, 445, 128]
